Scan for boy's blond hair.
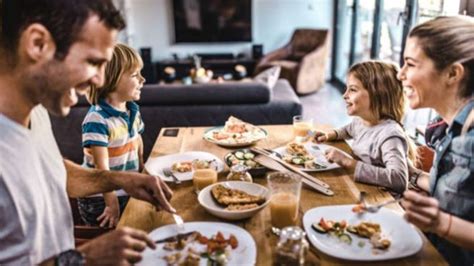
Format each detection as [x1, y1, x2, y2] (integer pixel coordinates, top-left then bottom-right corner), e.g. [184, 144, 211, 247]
[348, 60, 417, 163]
[88, 43, 143, 105]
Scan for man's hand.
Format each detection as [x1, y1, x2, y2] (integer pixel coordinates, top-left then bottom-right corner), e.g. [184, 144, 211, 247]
[111, 172, 175, 213]
[77, 227, 155, 265]
[324, 147, 356, 170]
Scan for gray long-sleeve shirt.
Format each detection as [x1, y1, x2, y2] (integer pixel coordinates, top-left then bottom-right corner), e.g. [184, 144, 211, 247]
[335, 118, 409, 194]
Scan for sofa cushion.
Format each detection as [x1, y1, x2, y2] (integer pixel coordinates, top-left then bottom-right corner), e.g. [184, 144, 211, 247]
[138, 81, 270, 106]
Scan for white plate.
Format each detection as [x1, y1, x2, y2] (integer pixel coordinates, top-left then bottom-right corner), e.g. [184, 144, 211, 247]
[273, 143, 351, 172]
[302, 205, 423, 261]
[138, 222, 257, 266]
[203, 126, 268, 148]
[198, 181, 270, 220]
[145, 151, 224, 182]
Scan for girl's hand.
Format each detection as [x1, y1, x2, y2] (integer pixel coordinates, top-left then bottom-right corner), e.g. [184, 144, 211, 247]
[313, 131, 329, 143]
[324, 147, 356, 170]
[402, 190, 449, 234]
[98, 204, 120, 228]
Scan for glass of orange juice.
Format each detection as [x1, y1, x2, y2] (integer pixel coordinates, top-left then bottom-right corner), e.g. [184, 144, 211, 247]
[293, 115, 313, 143]
[193, 168, 218, 194]
[267, 172, 302, 234]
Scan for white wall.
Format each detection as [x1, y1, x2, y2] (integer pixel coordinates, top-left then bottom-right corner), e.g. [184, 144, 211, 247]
[125, 0, 333, 61]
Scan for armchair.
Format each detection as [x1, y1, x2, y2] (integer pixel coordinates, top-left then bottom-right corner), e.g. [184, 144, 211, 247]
[255, 29, 330, 95]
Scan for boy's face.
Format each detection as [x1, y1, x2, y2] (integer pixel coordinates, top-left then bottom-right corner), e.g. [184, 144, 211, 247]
[113, 66, 145, 102]
[343, 74, 372, 120]
[29, 15, 117, 117]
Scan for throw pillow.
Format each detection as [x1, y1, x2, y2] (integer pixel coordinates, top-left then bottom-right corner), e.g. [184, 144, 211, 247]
[254, 66, 281, 90]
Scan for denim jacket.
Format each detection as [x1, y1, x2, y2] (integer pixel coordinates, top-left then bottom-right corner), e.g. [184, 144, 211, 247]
[428, 100, 474, 266]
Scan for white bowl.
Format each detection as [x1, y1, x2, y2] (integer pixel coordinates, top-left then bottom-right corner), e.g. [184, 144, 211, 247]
[198, 181, 270, 220]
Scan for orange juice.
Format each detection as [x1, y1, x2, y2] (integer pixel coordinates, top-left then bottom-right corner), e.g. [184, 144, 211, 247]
[193, 168, 217, 191]
[270, 192, 299, 229]
[293, 122, 312, 137]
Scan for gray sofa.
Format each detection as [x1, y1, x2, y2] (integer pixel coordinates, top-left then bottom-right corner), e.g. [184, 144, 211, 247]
[51, 79, 302, 163]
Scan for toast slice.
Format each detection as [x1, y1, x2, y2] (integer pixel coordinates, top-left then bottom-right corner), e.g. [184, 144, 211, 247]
[211, 184, 265, 206]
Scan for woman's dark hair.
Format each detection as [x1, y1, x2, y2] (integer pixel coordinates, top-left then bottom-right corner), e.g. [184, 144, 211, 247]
[1, 0, 125, 62]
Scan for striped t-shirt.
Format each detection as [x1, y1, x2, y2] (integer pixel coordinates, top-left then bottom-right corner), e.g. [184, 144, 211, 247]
[82, 99, 144, 196]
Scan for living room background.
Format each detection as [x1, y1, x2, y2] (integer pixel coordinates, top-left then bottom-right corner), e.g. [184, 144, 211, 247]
[118, 0, 333, 61]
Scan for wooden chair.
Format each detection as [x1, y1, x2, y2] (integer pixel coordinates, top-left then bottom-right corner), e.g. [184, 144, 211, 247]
[68, 198, 112, 246]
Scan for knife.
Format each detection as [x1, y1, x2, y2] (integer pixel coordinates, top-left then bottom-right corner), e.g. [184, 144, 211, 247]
[154, 231, 196, 244]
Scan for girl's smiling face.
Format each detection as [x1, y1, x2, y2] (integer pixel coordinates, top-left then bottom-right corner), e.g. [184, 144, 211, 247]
[343, 74, 373, 122]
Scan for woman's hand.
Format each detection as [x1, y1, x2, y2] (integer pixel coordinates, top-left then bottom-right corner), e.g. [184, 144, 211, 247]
[402, 190, 449, 234]
[324, 147, 356, 171]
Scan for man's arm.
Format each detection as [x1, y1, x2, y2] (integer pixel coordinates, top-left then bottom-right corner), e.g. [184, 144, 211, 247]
[64, 159, 175, 213]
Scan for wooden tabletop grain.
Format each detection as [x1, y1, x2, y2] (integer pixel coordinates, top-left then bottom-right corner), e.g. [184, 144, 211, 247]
[118, 125, 447, 265]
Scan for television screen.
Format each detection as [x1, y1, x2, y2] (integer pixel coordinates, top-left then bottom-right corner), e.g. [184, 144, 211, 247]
[173, 0, 252, 43]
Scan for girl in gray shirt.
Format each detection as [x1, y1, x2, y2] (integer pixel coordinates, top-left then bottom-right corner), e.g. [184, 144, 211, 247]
[314, 61, 416, 194]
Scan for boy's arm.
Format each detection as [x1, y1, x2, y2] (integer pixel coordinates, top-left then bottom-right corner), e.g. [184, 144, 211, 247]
[138, 136, 145, 172]
[89, 146, 120, 227]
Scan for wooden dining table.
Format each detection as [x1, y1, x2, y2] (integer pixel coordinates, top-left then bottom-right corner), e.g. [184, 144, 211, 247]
[118, 125, 447, 265]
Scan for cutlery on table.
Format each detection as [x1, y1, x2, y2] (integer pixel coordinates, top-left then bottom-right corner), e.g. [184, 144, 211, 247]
[252, 147, 333, 196]
[162, 167, 181, 184]
[251, 147, 330, 189]
[254, 154, 334, 196]
[172, 213, 185, 233]
[154, 213, 189, 244]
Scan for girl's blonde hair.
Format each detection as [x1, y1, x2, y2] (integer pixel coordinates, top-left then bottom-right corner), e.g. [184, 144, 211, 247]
[348, 60, 417, 163]
[409, 15, 474, 99]
[88, 43, 143, 105]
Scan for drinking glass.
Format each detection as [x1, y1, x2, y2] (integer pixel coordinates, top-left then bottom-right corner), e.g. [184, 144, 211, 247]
[293, 115, 313, 143]
[193, 168, 217, 194]
[267, 172, 302, 234]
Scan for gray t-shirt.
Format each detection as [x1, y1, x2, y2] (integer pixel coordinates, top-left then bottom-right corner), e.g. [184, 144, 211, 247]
[335, 118, 409, 193]
[0, 105, 74, 265]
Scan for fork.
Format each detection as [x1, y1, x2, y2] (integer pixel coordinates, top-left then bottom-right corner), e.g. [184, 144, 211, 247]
[162, 167, 181, 184]
[363, 198, 403, 213]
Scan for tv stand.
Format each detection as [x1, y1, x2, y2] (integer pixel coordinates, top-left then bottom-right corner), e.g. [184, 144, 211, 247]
[156, 57, 256, 81]
[195, 53, 234, 60]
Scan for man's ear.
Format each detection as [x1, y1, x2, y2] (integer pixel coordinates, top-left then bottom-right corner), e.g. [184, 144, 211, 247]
[19, 23, 56, 62]
[446, 62, 465, 86]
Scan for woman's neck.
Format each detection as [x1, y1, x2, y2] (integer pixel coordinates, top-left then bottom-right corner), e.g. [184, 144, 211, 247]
[105, 96, 127, 112]
[435, 96, 471, 126]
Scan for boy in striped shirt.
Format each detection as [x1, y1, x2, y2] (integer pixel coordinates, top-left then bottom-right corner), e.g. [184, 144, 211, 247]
[79, 43, 146, 227]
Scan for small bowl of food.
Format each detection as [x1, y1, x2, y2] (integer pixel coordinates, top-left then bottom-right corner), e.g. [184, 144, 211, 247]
[198, 181, 270, 220]
[224, 149, 266, 177]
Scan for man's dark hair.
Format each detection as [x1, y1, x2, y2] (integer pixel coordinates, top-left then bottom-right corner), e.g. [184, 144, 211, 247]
[1, 0, 125, 61]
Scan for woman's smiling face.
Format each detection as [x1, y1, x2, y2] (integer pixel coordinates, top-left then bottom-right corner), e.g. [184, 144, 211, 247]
[397, 37, 446, 110]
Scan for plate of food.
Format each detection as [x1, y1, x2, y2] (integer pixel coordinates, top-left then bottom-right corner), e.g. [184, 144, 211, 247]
[198, 181, 270, 220]
[223, 149, 267, 177]
[145, 151, 224, 182]
[138, 222, 257, 266]
[203, 116, 268, 147]
[272, 142, 351, 172]
[302, 205, 423, 261]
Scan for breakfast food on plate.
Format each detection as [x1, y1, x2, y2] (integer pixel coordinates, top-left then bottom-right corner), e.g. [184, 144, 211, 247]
[225, 150, 260, 169]
[171, 161, 193, 173]
[191, 159, 215, 170]
[209, 116, 266, 145]
[225, 203, 259, 211]
[313, 218, 391, 250]
[162, 231, 239, 265]
[283, 142, 315, 167]
[171, 159, 215, 173]
[211, 184, 265, 209]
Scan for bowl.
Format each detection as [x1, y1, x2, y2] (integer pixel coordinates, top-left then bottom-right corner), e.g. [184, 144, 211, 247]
[198, 181, 270, 220]
[224, 149, 267, 177]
